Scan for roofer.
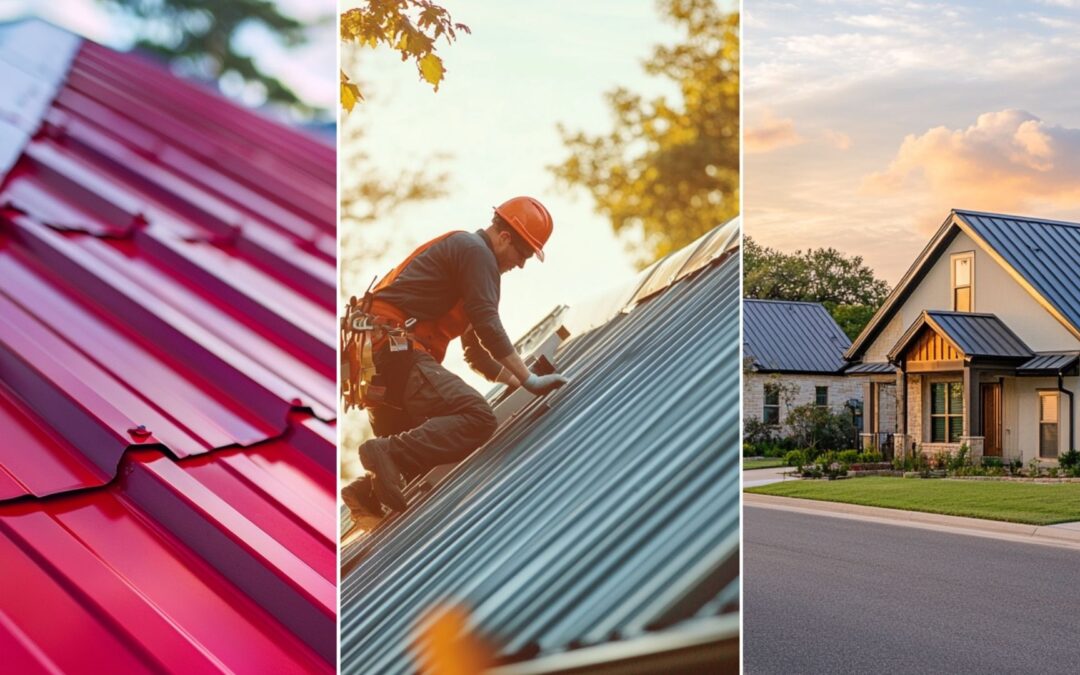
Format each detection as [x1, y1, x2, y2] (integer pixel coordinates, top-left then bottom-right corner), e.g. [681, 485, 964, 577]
[341, 196, 569, 520]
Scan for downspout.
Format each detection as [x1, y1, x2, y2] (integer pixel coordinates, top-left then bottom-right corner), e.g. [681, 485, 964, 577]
[1060, 373, 1075, 452]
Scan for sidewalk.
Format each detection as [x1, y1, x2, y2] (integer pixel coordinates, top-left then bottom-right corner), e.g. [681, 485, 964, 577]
[744, 492, 1080, 551]
[742, 466, 798, 488]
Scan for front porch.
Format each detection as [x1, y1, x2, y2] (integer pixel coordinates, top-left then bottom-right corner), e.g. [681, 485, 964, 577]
[885, 311, 1076, 463]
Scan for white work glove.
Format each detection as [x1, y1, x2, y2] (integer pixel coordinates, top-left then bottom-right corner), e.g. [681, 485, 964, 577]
[522, 372, 569, 396]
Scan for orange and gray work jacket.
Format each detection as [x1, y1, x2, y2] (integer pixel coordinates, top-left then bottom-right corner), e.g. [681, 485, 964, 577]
[368, 230, 513, 380]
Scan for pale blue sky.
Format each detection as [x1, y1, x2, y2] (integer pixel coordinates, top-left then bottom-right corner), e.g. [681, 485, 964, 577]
[341, 1, 736, 388]
[745, 0, 1080, 283]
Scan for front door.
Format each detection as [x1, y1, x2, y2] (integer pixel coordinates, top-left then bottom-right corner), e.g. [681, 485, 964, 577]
[981, 383, 1002, 457]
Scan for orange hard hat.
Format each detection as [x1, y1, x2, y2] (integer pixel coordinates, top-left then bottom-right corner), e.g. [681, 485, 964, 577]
[494, 196, 553, 262]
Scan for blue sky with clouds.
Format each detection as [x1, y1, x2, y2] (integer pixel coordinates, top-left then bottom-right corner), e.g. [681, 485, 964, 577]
[744, 0, 1080, 282]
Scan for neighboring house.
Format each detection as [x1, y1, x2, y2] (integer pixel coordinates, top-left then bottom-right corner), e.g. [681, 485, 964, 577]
[743, 299, 865, 433]
[341, 220, 740, 674]
[845, 209, 1079, 464]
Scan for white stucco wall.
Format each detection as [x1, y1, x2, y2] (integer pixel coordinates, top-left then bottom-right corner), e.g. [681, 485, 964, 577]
[862, 230, 1077, 357]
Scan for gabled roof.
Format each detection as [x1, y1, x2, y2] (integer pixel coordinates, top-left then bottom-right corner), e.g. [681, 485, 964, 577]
[743, 300, 851, 373]
[887, 310, 1033, 363]
[847, 209, 1080, 359]
[341, 222, 740, 673]
[0, 20, 336, 669]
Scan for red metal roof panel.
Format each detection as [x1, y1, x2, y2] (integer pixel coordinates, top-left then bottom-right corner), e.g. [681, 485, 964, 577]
[0, 19, 336, 670]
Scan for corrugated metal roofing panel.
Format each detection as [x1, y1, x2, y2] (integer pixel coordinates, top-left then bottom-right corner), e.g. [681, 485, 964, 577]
[341, 227, 740, 672]
[956, 210, 1080, 334]
[0, 20, 336, 671]
[1017, 352, 1080, 375]
[0, 34, 336, 499]
[925, 311, 1033, 359]
[0, 436, 336, 671]
[743, 300, 851, 373]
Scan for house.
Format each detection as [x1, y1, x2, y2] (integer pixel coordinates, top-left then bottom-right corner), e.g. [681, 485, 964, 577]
[743, 299, 866, 435]
[340, 220, 740, 674]
[845, 209, 1079, 464]
[0, 20, 336, 670]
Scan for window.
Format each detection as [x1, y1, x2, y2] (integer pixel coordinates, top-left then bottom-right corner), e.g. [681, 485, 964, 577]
[952, 252, 973, 312]
[930, 381, 963, 443]
[1040, 392, 1059, 459]
[815, 386, 828, 407]
[764, 384, 780, 425]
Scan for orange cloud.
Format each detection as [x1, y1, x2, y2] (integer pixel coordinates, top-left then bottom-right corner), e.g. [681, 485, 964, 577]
[863, 110, 1080, 224]
[824, 129, 852, 150]
[745, 112, 803, 154]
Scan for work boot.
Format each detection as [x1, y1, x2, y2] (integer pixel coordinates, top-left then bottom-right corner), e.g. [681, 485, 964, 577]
[341, 473, 384, 523]
[359, 441, 409, 512]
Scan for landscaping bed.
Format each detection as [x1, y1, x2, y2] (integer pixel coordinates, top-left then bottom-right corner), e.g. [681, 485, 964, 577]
[746, 476, 1080, 525]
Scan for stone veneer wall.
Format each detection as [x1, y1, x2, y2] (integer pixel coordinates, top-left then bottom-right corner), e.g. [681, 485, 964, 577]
[744, 373, 866, 433]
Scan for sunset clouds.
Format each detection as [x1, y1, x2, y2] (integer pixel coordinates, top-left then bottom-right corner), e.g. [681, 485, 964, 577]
[865, 110, 1080, 222]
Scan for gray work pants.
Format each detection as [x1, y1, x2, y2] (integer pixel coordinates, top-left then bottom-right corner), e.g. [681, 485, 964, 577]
[363, 350, 497, 480]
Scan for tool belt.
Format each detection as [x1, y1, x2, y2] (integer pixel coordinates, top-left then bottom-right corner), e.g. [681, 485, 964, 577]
[341, 294, 423, 411]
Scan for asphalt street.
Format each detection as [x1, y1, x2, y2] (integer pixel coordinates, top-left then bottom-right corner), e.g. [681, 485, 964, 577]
[744, 506, 1080, 674]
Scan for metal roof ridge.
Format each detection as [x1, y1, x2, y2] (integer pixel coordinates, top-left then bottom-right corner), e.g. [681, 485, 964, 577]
[952, 208, 1080, 230]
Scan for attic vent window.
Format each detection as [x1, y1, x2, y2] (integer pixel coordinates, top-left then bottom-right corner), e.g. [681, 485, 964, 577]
[951, 252, 974, 312]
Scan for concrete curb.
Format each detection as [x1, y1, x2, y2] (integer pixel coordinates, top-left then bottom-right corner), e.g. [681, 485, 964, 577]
[744, 493, 1080, 551]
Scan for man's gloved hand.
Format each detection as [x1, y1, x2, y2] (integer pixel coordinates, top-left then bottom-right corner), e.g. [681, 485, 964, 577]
[522, 373, 569, 395]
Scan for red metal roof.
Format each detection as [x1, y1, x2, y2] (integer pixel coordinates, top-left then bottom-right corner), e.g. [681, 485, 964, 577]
[0, 21, 336, 669]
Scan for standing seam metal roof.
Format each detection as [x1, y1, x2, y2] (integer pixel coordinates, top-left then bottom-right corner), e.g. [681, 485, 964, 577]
[341, 226, 740, 673]
[0, 20, 336, 671]
[888, 311, 1033, 362]
[743, 299, 851, 373]
[956, 210, 1080, 334]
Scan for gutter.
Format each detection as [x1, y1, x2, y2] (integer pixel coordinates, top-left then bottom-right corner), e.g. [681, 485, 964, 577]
[1059, 373, 1076, 453]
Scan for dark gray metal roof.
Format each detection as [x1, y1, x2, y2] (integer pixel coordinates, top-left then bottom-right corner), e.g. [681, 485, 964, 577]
[956, 210, 1080, 333]
[925, 311, 1033, 359]
[743, 300, 850, 373]
[844, 362, 896, 374]
[340, 235, 740, 672]
[1017, 352, 1080, 375]
[888, 311, 1033, 362]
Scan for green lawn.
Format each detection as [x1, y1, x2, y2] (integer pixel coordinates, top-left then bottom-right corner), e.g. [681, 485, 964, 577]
[743, 458, 786, 470]
[746, 477, 1080, 525]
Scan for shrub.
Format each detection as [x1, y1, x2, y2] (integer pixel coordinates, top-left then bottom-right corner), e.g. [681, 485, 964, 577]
[931, 451, 950, 471]
[857, 450, 883, 463]
[743, 417, 775, 447]
[1008, 458, 1023, 476]
[1059, 449, 1080, 471]
[1048, 466, 1060, 478]
[1028, 457, 1042, 478]
[784, 449, 808, 470]
[837, 449, 860, 466]
[785, 403, 856, 453]
[982, 457, 1003, 469]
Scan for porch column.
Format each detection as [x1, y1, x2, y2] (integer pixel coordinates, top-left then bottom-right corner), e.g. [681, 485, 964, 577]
[895, 368, 908, 458]
[963, 365, 981, 437]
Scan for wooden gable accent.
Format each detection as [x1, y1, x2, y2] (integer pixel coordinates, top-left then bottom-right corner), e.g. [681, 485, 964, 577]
[906, 327, 961, 362]
[903, 326, 963, 371]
